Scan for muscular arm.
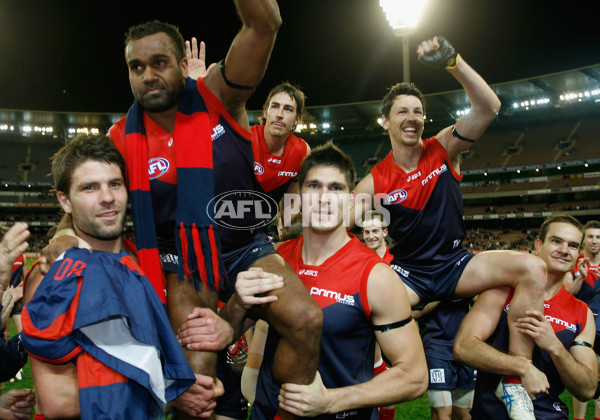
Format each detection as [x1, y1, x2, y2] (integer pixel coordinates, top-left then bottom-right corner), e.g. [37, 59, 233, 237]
[453, 288, 549, 397]
[204, 0, 281, 127]
[350, 173, 375, 230]
[279, 263, 428, 416]
[516, 307, 597, 401]
[430, 48, 501, 165]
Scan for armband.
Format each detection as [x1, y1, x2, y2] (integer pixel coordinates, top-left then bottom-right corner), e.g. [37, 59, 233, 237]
[219, 60, 256, 90]
[373, 315, 413, 332]
[570, 340, 593, 349]
[452, 126, 476, 143]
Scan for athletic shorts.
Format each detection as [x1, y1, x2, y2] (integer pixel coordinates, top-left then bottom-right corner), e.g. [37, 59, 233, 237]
[426, 355, 476, 390]
[159, 238, 277, 302]
[391, 253, 475, 310]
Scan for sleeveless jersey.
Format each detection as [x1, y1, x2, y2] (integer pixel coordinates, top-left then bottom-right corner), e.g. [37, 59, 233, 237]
[250, 124, 308, 203]
[251, 235, 383, 420]
[419, 298, 471, 361]
[573, 254, 600, 288]
[382, 246, 393, 264]
[111, 78, 269, 257]
[371, 138, 468, 272]
[10, 253, 25, 287]
[471, 287, 589, 419]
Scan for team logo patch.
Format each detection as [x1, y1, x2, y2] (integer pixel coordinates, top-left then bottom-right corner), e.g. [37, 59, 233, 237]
[384, 189, 408, 205]
[148, 157, 170, 180]
[254, 162, 264, 175]
[429, 368, 445, 384]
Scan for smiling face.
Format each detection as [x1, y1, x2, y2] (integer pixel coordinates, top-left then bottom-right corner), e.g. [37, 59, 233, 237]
[57, 160, 127, 252]
[382, 94, 425, 147]
[300, 165, 354, 232]
[535, 222, 583, 275]
[362, 218, 388, 254]
[583, 228, 600, 257]
[263, 92, 300, 139]
[126, 32, 187, 113]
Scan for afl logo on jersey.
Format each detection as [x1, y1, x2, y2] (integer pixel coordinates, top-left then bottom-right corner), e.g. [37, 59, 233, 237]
[148, 158, 170, 180]
[254, 162, 264, 176]
[384, 189, 408, 205]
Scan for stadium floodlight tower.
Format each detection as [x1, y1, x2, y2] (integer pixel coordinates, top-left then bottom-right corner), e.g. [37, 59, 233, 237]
[379, 0, 427, 82]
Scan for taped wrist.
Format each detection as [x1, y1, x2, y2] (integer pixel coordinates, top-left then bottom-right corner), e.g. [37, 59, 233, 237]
[418, 36, 458, 70]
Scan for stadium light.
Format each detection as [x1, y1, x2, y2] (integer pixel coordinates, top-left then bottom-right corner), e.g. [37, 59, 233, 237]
[380, 0, 427, 82]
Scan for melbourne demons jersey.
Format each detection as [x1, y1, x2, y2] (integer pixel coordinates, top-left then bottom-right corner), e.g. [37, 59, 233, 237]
[371, 138, 468, 272]
[419, 299, 470, 361]
[250, 124, 308, 202]
[251, 235, 383, 420]
[10, 253, 24, 287]
[471, 287, 589, 419]
[111, 78, 269, 257]
[382, 246, 393, 264]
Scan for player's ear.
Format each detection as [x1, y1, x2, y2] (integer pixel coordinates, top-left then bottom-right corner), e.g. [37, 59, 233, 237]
[57, 191, 72, 215]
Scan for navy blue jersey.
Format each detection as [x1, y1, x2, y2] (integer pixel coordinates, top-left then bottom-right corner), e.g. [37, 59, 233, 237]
[471, 287, 589, 419]
[252, 235, 383, 420]
[419, 298, 471, 360]
[371, 138, 469, 273]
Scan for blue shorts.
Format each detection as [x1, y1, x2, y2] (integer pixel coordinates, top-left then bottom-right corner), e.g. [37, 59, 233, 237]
[159, 238, 277, 302]
[391, 253, 475, 309]
[426, 355, 476, 390]
[216, 349, 248, 419]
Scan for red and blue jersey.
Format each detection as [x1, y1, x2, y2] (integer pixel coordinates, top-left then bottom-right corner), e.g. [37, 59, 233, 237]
[252, 235, 384, 420]
[250, 124, 308, 203]
[371, 138, 468, 273]
[21, 248, 195, 419]
[10, 253, 24, 287]
[111, 78, 270, 259]
[471, 287, 589, 419]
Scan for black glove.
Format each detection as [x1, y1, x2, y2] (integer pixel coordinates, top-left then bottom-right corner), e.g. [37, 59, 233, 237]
[418, 36, 458, 69]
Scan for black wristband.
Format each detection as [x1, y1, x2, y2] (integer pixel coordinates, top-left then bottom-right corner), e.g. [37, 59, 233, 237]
[452, 126, 476, 143]
[219, 60, 256, 90]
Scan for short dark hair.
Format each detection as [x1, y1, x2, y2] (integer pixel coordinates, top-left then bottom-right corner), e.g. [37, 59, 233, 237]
[538, 214, 583, 243]
[51, 135, 126, 195]
[362, 210, 387, 228]
[125, 20, 186, 62]
[263, 82, 306, 118]
[583, 220, 600, 232]
[298, 141, 356, 191]
[381, 82, 426, 119]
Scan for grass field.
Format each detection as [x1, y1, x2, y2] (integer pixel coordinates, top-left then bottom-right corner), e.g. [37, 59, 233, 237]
[3, 353, 598, 419]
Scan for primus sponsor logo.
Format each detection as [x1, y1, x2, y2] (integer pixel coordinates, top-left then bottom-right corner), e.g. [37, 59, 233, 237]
[208, 190, 278, 230]
[421, 164, 447, 186]
[148, 157, 169, 180]
[384, 189, 408, 205]
[254, 162, 264, 175]
[310, 287, 355, 306]
[278, 171, 298, 177]
[545, 315, 577, 332]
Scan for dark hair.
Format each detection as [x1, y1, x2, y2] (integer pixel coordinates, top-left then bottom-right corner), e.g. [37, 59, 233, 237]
[51, 135, 126, 195]
[263, 82, 306, 118]
[381, 82, 426, 118]
[125, 20, 186, 62]
[298, 141, 356, 191]
[583, 220, 600, 232]
[362, 210, 387, 228]
[538, 214, 583, 243]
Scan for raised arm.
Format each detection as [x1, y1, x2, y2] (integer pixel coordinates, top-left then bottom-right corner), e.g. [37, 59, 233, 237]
[204, 0, 281, 127]
[515, 307, 597, 401]
[278, 263, 428, 416]
[418, 36, 501, 165]
[453, 288, 550, 397]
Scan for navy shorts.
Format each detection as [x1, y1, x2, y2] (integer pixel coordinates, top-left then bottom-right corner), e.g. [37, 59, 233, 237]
[216, 349, 248, 419]
[426, 355, 476, 390]
[391, 252, 475, 309]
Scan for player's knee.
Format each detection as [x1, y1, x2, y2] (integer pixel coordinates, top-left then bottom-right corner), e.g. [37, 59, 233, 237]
[518, 253, 547, 290]
[283, 300, 323, 346]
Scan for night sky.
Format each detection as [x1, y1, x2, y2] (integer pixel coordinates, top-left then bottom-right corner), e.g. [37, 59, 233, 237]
[0, 0, 598, 113]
